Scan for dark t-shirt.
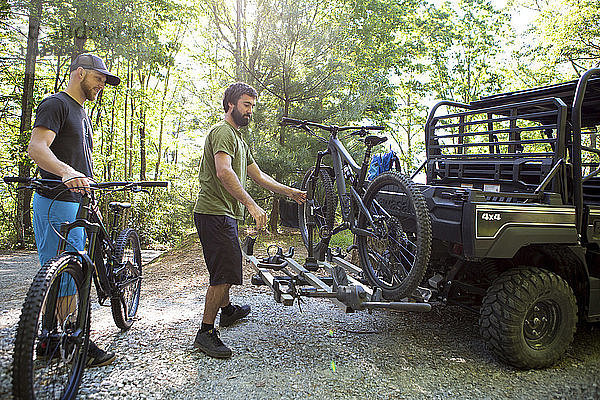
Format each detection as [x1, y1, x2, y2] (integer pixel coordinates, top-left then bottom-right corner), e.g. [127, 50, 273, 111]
[33, 92, 94, 202]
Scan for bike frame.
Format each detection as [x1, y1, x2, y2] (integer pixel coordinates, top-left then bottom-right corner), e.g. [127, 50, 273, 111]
[307, 126, 384, 238]
[57, 195, 118, 303]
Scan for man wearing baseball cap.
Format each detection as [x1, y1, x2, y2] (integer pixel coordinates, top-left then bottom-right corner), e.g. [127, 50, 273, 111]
[27, 53, 119, 367]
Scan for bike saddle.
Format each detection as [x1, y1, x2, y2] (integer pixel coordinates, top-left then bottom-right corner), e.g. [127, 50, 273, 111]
[364, 135, 387, 147]
[109, 202, 132, 210]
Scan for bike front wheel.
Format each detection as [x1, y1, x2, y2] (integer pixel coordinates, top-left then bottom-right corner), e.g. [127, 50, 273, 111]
[357, 172, 431, 300]
[12, 254, 90, 400]
[110, 228, 142, 330]
[298, 167, 337, 260]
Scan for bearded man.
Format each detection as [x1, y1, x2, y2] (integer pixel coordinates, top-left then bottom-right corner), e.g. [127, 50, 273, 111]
[192, 82, 306, 358]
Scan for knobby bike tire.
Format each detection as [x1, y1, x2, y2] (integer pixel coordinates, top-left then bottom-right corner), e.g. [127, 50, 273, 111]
[110, 228, 142, 330]
[12, 254, 90, 400]
[298, 167, 337, 260]
[357, 172, 431, 300]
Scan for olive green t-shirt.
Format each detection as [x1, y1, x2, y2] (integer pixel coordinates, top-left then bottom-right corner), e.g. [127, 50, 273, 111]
[193, 120, 255, 220]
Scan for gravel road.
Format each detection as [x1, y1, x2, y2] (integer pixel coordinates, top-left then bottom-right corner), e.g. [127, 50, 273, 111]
[1, 233, 599, 400]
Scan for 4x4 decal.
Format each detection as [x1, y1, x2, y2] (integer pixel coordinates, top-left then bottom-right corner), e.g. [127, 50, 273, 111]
[475, 205, 575, 239]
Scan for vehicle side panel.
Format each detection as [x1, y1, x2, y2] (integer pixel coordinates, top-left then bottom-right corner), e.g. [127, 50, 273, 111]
[468, 204, 578, 258]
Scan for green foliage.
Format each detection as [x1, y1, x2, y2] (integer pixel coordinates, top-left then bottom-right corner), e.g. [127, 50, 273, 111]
[1, 0, 594, 250]
[511, 0, 600, 78]
[329, 228, 354, 251]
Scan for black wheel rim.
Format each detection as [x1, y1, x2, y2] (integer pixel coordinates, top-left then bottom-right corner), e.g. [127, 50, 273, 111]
[524, 299, 561, 350]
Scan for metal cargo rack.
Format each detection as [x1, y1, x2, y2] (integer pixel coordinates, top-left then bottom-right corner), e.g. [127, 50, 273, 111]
[241, 236, 432, 313]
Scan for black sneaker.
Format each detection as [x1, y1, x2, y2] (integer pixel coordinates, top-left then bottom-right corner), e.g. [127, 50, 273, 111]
[86, 341, 116, 368]
[193, 328, 232, 359]
[219, 304, 251, 327]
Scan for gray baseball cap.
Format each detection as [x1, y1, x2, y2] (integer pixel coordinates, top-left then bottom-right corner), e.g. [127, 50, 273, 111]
[70, 54, 120, 86]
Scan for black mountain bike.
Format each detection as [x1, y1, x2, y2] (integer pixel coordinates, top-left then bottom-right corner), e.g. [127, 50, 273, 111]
[4, 177, 168, 400]
[280, 117, 431, 300]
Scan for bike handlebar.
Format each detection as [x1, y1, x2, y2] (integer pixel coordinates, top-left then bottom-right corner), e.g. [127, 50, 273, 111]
[280, 117, 384, 133]
[95, 181, 170, 189]
[3, 176, 170, 190]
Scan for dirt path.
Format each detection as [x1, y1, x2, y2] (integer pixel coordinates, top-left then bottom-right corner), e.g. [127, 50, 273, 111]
[1, 234, 599, 399]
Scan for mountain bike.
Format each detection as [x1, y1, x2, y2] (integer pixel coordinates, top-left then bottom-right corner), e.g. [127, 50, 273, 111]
[280, 117, 431, 300]
[3, 176, 168, 400]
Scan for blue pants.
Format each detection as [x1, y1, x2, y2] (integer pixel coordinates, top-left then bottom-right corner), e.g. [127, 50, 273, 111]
[32, 193, 85, 295]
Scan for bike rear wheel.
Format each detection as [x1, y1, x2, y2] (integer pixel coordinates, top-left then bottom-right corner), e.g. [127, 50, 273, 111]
[298, 167, 336, 260]
[110, 228, 142, 330]
[12, 254, 90, 400]
[357, 172, 431, 300]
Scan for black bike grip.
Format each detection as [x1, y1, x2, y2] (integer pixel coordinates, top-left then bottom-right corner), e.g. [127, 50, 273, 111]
[362, 126, 385, 131]
[3, 177, 64, 188]
[3, 176, 27, 184]
[137, 181, 170, 188]
[280, 117, 303, 126]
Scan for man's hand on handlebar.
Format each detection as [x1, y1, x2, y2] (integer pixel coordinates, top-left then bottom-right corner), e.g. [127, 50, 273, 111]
[62, 170, 91, 194]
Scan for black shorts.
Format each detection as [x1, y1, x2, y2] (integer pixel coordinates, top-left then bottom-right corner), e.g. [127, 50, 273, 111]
[194, 213, 242, 286]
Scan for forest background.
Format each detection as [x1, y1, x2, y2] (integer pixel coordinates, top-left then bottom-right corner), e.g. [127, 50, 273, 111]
[0, 0, 598, 249]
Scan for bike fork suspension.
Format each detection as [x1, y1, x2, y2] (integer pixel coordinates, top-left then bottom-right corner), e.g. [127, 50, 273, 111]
[304, 175, 319, 271]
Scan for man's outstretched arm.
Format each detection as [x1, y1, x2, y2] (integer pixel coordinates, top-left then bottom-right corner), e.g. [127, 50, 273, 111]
[247, 163, 306, 204]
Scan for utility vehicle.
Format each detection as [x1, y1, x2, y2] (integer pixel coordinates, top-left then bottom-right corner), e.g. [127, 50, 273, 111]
[415, 68, 600, 368]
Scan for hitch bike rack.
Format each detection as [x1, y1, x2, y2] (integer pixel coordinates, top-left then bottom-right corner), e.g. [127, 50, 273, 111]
[241, 236, 432, 313]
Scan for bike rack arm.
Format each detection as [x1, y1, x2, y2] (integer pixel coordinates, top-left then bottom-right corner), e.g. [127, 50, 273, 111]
[246, 255, 294, 305]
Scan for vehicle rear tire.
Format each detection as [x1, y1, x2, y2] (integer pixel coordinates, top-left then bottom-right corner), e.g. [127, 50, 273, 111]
[479, 266, 577, 369]
[111, 228, 142, 330]
[298, 167, 337, 259]
[12, 254, 90, 400]
[357, 172, 431, 300]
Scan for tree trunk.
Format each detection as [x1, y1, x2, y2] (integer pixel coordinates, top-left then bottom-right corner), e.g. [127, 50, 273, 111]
[138, 71, 147, 181]
[129, 72, 134, 179]
[280, 99, 290, 146]
[124, 62, 129, 179]
[155, 67, 171, 180]
[268, 197, 279, 233]
[174, 118, 181, 165]
[235, 0, 243, 80]
[139, 111, 147, 181]
[129, 101, 134, 180]
[107, 85, 118, 181]
[16, 0, 43, 247]
[53, 53, 61, 93]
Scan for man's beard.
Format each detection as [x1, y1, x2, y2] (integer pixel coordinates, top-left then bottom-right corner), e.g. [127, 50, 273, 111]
[81, 75, 99, 101]
[232, 106, 250, 127]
